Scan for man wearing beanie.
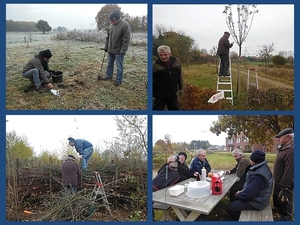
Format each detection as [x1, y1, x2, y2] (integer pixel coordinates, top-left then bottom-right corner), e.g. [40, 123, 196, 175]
[22, 49, 54, 93]
[99, 9, 131, 86]
[61, 154, 80, 193]
[273, 128, 294, 221]
[226, 150, 273, 220]
[152, 151, 195, 192]
[68, 137, 93, 171]
[189, 149, 212, 178]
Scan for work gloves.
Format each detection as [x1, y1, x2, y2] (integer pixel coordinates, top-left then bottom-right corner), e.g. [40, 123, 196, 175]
[279, 189, 289, 202]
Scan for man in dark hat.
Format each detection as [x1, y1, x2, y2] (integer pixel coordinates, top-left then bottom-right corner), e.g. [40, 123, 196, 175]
[61, 154, 80, 193]
[152, 151, 195, 192]
[98, 9, 131, 86]
[68, 137, 94, 171]
[189, 149, 212, 178]
[22, 49, 54, 93]
[273, 128, 294, 221]
[225, 150, 273, 220]
[217, 31, 234, 77]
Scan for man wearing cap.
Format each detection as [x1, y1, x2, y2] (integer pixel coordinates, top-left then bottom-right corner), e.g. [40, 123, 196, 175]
[68, 137, 94, 171]
[273, 128, 294, 221]
[217, 31, 234, 77]
[152, 152, 195, 191]
[22, 49, 54, 93]
[226, 150, 273, 220]
[99, 9, 131, 86]
[189, 149, 212, 178]
[61, 154, 80, 193]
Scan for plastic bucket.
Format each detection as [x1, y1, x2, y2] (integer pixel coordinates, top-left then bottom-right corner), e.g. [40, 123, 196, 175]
[52, 71, 63, 83]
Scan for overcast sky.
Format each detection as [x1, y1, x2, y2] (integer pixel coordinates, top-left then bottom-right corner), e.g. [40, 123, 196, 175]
[153, 115, 227, 147]
[6, 4, 147, 30]
[153, 4, 294, 56]
[6, 115, 146, 155]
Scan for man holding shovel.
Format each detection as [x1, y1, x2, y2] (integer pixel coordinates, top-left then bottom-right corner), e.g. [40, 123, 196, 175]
[98, 9, 131, 86]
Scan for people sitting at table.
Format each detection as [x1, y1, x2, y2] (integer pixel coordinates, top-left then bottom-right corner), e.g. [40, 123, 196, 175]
[225, 150, 273, 220]
[225, 149, 251, 202]
[189, 149, 211, 179]
[152, 151, 195, 192]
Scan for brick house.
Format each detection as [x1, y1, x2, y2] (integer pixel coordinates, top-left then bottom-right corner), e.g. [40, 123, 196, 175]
[225, 133, 278, 153]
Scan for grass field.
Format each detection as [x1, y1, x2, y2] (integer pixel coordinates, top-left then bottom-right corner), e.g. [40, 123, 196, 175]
[6, 32, 147, 110]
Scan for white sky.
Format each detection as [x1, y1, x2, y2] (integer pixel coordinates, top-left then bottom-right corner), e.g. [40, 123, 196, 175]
[6, 115, 140, 154]
[152, 115, 227, 146]
[153, 4, 294, 56]
[6, 4, 147, 30]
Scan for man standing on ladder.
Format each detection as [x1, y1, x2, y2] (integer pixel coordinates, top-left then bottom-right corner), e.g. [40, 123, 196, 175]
[217, 31, 234, 77]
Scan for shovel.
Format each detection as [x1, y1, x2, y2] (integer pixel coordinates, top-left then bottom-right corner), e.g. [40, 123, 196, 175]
[97, 48, 107, 80]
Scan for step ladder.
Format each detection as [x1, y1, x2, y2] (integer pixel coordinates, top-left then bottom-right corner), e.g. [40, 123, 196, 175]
[217, 57, 233, 105]
[247, 67, 259, 89]
[91, 171, 112, 217]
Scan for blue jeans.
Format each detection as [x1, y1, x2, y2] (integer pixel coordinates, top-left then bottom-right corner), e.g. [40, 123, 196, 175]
[105, 53, 124, 84]
[81, 147, 93, 170]
[22, 68, 51, 87]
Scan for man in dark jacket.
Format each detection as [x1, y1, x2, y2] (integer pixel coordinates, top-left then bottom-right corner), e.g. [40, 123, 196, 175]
[68, 137, 93, 171]
[99, 9, 131, 86]
[22, 49, 54, 93]
[273, 128, 294, 221]
[226, 150, 273, 220]
[153, 45, 183, 110]
[189, 149, 212, 178]
[152, 152, 195, 192]
[217, 31, 233, 77]
[61, 154, 80, 193]
[225, 149, 251, 202]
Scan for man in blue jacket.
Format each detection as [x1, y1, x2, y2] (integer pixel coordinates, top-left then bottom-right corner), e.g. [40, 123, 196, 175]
[225, 150, 273, 220]
[68, 137, 93, 171]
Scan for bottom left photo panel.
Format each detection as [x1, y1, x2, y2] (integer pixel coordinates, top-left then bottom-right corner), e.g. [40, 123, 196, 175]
[6, 115, 148, 221]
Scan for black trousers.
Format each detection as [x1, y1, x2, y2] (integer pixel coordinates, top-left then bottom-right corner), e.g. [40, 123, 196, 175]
[219, 54, 230, 76]
[153, 94, 179, 110]
[273, 183, 294, 220]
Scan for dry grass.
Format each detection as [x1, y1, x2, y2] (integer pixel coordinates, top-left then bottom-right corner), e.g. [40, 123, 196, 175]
[6, 32, 147, 110]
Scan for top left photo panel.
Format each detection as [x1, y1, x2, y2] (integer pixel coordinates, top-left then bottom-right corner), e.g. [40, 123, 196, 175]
[6, 4, 148, 110]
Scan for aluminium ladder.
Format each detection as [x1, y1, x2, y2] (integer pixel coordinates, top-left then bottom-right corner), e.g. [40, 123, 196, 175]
[217, 57, 233, 105]
[91, 171, 112, 217]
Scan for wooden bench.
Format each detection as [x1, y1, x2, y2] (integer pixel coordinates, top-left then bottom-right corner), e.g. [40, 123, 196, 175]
[153, 202, 175, 221]
[239, 204, 273, 221]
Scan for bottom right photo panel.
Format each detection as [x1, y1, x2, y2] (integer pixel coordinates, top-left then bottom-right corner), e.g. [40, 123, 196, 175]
[152, 115, 294, 222]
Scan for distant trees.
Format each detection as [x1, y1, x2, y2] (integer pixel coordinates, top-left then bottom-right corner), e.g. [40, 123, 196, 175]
[258, 43, 275, 72]
[6, 20, 38, 32]
[153, 25, 197, 65]
[272, 55, 287, 66]
[36, 19, 52, 34]
[95, 4, 147, 32]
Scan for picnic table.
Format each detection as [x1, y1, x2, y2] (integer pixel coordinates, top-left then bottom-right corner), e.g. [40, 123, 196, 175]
[152, 173, 238, 221]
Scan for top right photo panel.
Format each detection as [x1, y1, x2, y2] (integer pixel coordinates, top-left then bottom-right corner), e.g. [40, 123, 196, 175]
[152, 4, 294, 111]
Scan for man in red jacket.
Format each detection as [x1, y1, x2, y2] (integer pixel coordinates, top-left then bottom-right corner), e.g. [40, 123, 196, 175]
[61, 154, 80, 194]
[217, 31, 234, 77]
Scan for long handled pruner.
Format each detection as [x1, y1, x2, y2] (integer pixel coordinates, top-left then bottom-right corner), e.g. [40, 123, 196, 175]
[97, 48, 107, 80]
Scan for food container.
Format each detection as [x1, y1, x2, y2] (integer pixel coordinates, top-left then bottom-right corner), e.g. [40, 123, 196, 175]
[169, 185, 185, 196]
[186, 181, 211, 198]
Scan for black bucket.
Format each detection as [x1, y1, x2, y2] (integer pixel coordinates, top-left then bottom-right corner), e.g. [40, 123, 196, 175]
[51, 71, 63, 83]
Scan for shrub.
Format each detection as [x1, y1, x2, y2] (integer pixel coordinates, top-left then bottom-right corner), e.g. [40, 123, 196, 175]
[272, 55, 287, 66]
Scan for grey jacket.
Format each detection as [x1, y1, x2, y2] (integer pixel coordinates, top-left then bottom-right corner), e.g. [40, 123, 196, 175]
[105, 19, 131, 54]
[22, 54, 50, 84]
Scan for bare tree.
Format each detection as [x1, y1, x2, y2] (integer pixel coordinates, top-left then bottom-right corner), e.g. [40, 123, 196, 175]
[258, 43, 275, 73]
[223, 4, 259, 96]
